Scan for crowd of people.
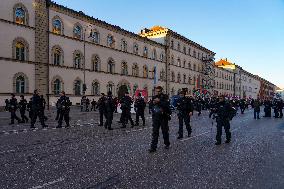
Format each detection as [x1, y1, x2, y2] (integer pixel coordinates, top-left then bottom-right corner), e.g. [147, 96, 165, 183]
[3, 87, 284, 153]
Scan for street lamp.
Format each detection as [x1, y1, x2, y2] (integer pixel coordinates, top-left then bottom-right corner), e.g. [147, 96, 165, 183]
[82, 24, 93, 96]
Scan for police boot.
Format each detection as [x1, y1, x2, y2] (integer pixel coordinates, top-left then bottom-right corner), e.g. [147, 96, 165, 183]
[215, 141, 221, 145]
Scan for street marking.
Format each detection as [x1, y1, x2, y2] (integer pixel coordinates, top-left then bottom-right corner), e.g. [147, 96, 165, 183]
[29, 177, 64, 189]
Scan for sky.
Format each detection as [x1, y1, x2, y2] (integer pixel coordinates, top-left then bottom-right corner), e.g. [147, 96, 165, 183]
[53, 0, 284, 89]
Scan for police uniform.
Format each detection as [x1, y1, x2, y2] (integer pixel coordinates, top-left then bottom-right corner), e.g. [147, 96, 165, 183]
[120, 95, 134, 128]
[31, 93, 47, 128]
[57, 95, 71, 128]
[134, 96, 146, 126]
[149, 93, 171, 152]
[214, 100, 233, 145]
[97, 95, 106, 126]
[104, 93, 116, 130]
[19, 97, 29, 123]
[9, 96, 21, 124]
[176, 96, 193, 139]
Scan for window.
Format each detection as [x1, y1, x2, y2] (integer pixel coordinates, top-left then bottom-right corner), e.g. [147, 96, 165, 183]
[74, 80, 82, 95]
[193, 64, 196, 71]
[188, 48, 191, 56]
[183, 46, 186, 54]
[177, 58, 181, 67]
[73, 24, 82, 39]
[52, 19, 62, 34]
[143, 47, 148, 57]
[177, 73, 181, 83]
[91, 30, 100, 44]
[183, 60, 186, 68]
[171, 40, 174, 48]
[133, 43, 139, 54]
[188, 62, 192, 70]
[14, 4, 28, 25]
[198, 52, 200, 59]
[16, 76, 25, 93]
[188, 76, 191, 84]
[193, 51, 196, 58]
[107, 35, 115, 48]
[121, 62, 128, 75]
[107, 82, 114, 93]
[152, 49, 157, 60]
[177, 43, 180, 51]
[52, 46, 63, 66]
[143, 65, 148, 78]
[92, 81, 100, 95]
[53, 79, 61, 95]
[15, 42, 25, 61]
[171, 55, 174, 65]
[160, 53, 164, 62]
[171, 72, 175, 82]
[132, 64, 139, 77]
[183, 74, 186, 83]
[121, 39, 127, 52]
[107, 58, 115, 74]
[74, 51, 82, 69]
[160, 69, 165, 81]
[92, 55, 100, 72]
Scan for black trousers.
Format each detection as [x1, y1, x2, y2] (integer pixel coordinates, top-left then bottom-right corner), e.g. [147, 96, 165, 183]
[58, 110, 70, 127]
[279, 109, 283, 118]
[216, 119, 231, 142]
[150, 116, 170, 150]
[178, 113, 191, 137]
[20, 109, 28, 122]
[122, 109, 134, 127]
[31, 110, 46, 127]
[10, 110, 21, 124]
[135, 110, 145, 125]
[104, 112, 113, 129]
[99, 110, 104, 125]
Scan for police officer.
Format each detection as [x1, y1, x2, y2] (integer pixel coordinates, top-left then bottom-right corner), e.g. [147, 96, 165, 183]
[134, 93, 146, 126]
[211, 96, 234, 145]
[176, 91, 193, 139]
[279, 100, 283, 118]
[254, 98, 261, 119]
[263, 99, 272, 117]
[239, 99, 246, 114]
[104, 91, 116, 130]
[40, 95, 48, 121]
[30, 90, 48, 129]
[120, 91, 135, 128]
[19, 95, 29, 123]
[56, 91, 71, 128]
[97, 93, 106, 126]
[4, 99, 9, 112]
[149, 86, 171, 153]
[91, 99, 97, 111]
[9, 94, 21, 125]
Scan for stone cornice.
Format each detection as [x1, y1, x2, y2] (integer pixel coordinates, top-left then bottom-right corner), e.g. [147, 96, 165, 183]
[0, 18, 35, 30]
[47, 1, 164, 49]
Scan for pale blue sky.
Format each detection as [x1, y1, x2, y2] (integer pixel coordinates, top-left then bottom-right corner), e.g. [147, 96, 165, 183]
[53, 0, 284, 88]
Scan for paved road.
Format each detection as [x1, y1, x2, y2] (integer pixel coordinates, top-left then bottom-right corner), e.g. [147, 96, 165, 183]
[0, 108, 283, 189]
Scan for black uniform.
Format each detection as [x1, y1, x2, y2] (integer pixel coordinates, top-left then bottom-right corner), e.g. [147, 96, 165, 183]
[150, 93, 171, 151]
[9, 97, 21, 124]
[213, 100, 234, 144]
[19, 98, 29, 123]
[134, 97, 146, 126]
[27, 99, 33, 120]
[176, 96, 194, 138]
[4, 99, 9, 111]
[104, 95, 116, 130]
[31, 94, 47, 128]
[91, 100, 97, 111]
[40, 96, 48, 121]
[263, 100, 272, 117]
[239, 99, 246, 114]
[97, 96, 106, 126]
[57, 96, 71, 128]
[120, 95, 134, 128]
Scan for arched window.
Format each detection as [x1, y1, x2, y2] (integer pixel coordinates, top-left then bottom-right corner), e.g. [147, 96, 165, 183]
[92, 55, 100, 72]
[183, 74, 186, 83]
[15, 42, 25, 61]
[52, 17, 63, 34]
[171, 71, 175, 82]
[107, 58, 115, 74]
[92, 81, 100, 95]
[177, 42, 180, 51]
[74, 79, 82, 95]
[73, 51, 82, 69]
[121, 39, 127, 52]
[177, 73, 181, 83]
[188, 76, 191, 84]
[16, 76, 25, 94]
[13, 4, 28, 25]
[107, 82, 114, 93]
[188, 62, 192, 70]
[188, 48, 191, 56]
[133, 43, 139, 54]
[152, 49, 157, 60]
[193, 50, 196, 58]
[91, 29, 100, 44]
[132, 64, 139, 77]
[183, 60, 186, 68]
[183, 46, 187, 54]
[143, 47, 148, 57]
[121, 62, 128, 75]
[107, 35, 115, 48]
[53, 79, 61, 95]
[73, 23, 82, 39]
[143, 65, 148, 78]
[52, 46, 63, 66]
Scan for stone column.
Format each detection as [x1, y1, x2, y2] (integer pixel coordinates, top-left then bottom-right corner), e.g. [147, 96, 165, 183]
[34, 0, 49, 98]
